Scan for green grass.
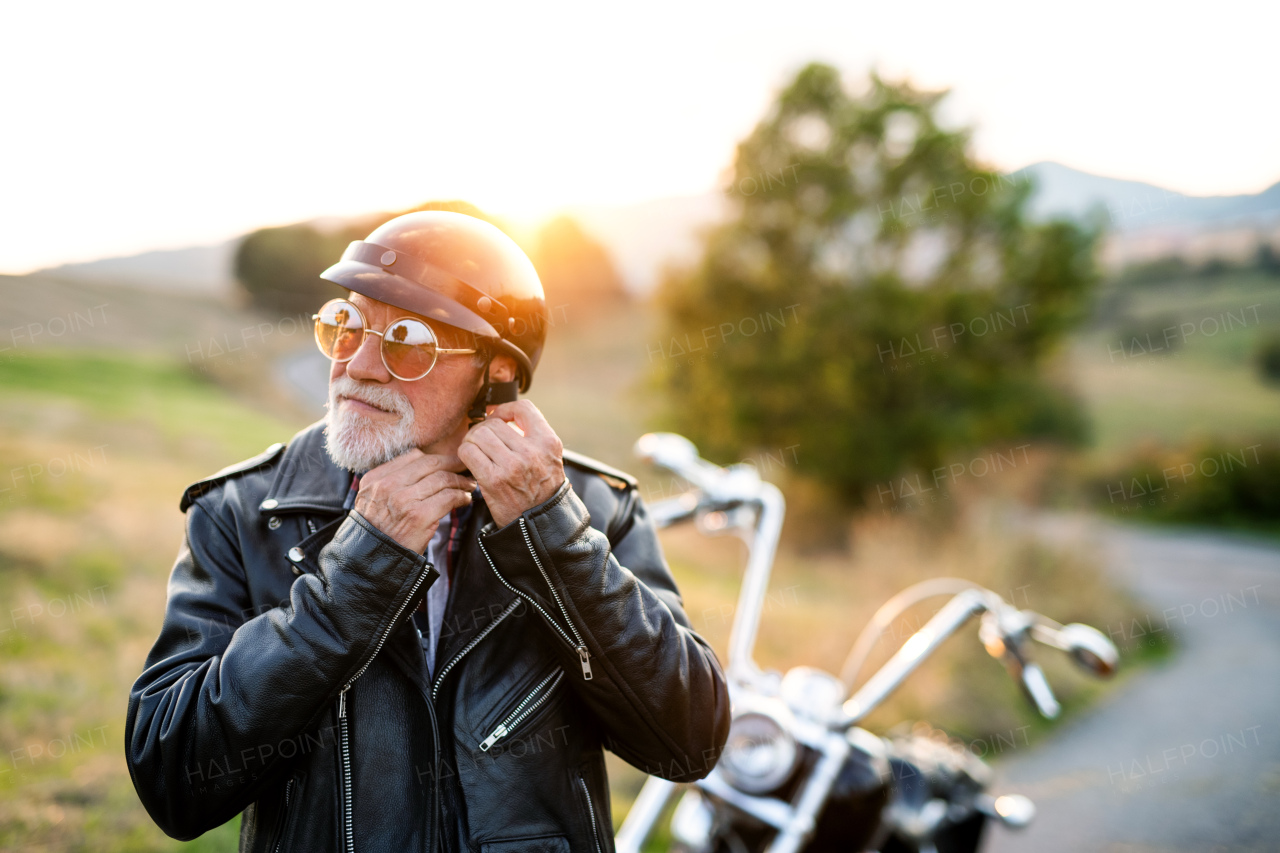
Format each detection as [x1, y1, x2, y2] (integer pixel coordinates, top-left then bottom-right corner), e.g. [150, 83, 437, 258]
[0, 349, 299, 468]
[0, 348, 310, 852]
[1071, 271, 1280, 462]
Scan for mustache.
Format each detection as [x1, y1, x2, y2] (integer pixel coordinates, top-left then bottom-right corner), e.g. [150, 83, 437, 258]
[327, 376, 414, 419]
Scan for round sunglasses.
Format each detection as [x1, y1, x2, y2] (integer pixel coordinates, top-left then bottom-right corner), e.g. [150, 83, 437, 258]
[312, 298, 478, 381]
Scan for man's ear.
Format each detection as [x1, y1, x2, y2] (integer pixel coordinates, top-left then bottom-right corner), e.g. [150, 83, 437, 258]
[488, 354, 518, 384]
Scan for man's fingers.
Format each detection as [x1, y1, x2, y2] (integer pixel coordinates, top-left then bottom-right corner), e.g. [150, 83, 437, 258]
[363, 446, 424, 482]
[457, 441, 496, 481]
[399, 472, 477, 535]
[420, 486, 475, 523]
[395, 486, 474, 548]
[470, 418, 523, 452]
[485, 400, 551, 438]
[418, 452, 466, 474]
[465, 426, 521, 470]
[395, 452, 468, 489]
[404, 470, 477, 502]
[365, 450, 464, 490]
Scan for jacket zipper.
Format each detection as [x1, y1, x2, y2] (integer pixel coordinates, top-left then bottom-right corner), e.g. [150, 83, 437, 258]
[431, 598, 522, 702]
[518, 518, 593, 680]
[478, 521, 593, 680]
[341, 561, 434, 692]
[478, 668, 565, 751]
[335, 559, 434, 853]
[338, 688, 354, 853]
[271, 776, 295, 853]
[577, 774, 605, 853]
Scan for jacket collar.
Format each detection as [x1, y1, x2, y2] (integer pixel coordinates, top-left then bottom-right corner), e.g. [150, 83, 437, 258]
[258, 419, 354, 516]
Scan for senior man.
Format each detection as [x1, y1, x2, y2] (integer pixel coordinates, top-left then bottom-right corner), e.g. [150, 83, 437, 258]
[124, 211, 731, 853]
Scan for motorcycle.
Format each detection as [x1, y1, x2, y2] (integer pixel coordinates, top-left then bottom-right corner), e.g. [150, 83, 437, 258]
[615, 433, 1120, 853]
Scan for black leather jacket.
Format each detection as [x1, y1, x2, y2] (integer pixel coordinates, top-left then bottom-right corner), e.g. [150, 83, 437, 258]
[125, 419, 731, 853]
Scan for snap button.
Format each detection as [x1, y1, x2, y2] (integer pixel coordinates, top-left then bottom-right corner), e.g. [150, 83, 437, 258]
[268, 516, 281, 530]
[291, 565, 302, 576]
[381, 250, 397, 266]
[288, 547, 305, 563]
[261, 498, 279, 510]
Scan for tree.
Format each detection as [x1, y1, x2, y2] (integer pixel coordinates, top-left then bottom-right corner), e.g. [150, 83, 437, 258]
[654, 64, 1100, 506]
[233, 201, 514, 316]
[530, 215, 628, 311]
[233, 224, 349, 315]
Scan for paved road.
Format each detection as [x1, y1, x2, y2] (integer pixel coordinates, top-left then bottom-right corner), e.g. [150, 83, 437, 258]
[983, 519, 1280, 853]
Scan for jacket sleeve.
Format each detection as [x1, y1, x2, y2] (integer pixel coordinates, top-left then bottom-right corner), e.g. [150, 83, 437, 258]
[124, 501, 437, 840]
[477, 479, 731, 781]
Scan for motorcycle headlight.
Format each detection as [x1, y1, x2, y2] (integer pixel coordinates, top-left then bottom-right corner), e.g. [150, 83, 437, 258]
[781, 666, 847, 724]
[718, 710, 799, 795]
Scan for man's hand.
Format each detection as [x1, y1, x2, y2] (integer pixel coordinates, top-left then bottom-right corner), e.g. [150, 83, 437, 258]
[458, 400, 565, 529]
[353, 450, 476, 554]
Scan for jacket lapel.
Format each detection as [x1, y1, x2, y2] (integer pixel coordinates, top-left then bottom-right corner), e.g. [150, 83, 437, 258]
[258, 420, 352, 516]
[269, 420, 436, 697]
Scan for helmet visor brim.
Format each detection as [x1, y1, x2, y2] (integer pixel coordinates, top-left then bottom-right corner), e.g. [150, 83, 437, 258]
[319, 259, 501, 342]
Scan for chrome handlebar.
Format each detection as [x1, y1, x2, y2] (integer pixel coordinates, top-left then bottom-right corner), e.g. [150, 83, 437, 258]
[622, 432, 1118, 853]
[635, 432, 1119, 724]
[636, 433, 786, 683]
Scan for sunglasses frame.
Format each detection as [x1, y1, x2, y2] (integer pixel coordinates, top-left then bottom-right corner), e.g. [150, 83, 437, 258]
[312, 297, 478, 381]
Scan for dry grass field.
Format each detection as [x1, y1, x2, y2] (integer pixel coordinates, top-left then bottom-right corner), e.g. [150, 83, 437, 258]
[0, 274, 1172, 850]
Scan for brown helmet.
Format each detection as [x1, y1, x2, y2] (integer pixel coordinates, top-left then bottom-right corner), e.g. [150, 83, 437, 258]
[319, 211, 548, 393]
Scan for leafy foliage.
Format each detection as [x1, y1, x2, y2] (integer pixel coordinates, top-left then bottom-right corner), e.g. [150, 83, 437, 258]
[233, 201, 503, 315]
[233, 200, 623, 319]
[1114, 241, 1280, 287]
[233, 224, 349, 315]
[654, 64, 1100, 505]
[1092, 438, 1280, 532]
[1255, 333, 1280, 384]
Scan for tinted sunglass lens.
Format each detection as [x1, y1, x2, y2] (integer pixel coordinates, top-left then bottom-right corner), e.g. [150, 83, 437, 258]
[382, 319, 438, 380]
[315, 300, 364, 360]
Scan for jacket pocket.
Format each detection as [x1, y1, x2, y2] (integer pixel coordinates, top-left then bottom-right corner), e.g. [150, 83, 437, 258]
[268, 771, 305, 853]
[575, 769, 607, 853]
[473, 665, 567, 753]
[480, 835, 570, 853]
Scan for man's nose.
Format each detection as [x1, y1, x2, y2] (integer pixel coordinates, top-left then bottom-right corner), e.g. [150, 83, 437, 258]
[344, 331, 391, 382]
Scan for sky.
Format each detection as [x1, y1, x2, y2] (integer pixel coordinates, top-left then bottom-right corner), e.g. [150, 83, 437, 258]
[1, 0, 1277, 273]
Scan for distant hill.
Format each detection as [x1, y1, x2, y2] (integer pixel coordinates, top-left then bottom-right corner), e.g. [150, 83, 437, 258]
[568, 165, 1280, 287]
[30, 241, 237, 298]
[1, 273, 271, 354]
[31, 162, 1280, 298]
[1015, 161, 1280, 230]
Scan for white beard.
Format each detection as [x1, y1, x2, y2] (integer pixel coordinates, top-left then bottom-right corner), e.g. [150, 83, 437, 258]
[323, 375, 419, 472]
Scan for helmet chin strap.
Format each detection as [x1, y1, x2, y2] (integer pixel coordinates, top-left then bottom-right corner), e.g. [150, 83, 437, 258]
[467, 363, 519, 425]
